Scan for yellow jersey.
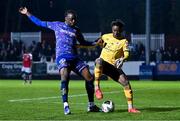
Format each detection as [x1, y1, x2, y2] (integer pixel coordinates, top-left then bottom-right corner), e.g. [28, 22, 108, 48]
[100, 33, 129, 65]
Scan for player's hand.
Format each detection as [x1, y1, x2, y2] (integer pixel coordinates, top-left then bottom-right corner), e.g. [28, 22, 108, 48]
[115, 57, 124, 69]
[94, 38, 104, 46]
[19, 7, 28, 15]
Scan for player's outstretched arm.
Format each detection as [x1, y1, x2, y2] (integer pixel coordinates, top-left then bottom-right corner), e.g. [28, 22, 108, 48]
[75, 29, 97, 48]
[19, 7, 47, 28]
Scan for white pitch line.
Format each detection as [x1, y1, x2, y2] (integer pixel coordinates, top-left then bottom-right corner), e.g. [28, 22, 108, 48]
[8, 91, 120, 102]
[8, 88, 155, 103]
[43, 102, 127, 107]
[8, 96, 58, 102]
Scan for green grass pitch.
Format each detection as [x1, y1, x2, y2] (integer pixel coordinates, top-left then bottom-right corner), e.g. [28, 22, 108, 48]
[0, 80, 180, 120]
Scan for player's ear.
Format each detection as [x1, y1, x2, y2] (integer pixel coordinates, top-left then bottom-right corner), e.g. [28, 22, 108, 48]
[65, 16, 68, 21]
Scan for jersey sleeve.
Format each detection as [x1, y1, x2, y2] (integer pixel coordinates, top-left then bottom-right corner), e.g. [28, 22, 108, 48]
[28, 15, 47, 28]
[47, 21, 61, 30]
[123, 39, 130, 60]
[101, 34, 105, 41]
[101, 35, 107, 47]
[28, 15, 61, 31]
[123, 39, 129, 52]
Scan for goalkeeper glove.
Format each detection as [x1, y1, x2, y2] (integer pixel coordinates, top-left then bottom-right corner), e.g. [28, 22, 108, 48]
[115, 57, 124, 69]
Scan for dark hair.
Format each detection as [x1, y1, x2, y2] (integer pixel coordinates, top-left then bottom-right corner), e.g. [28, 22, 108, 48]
[64, 9, 77, 17]
[111, 19, 125, 28]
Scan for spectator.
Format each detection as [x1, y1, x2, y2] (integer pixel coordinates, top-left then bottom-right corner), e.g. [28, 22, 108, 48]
[155, 49, 162, 62]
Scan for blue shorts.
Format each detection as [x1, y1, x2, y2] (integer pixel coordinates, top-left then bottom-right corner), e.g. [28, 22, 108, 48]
[56, 56, 88, 73]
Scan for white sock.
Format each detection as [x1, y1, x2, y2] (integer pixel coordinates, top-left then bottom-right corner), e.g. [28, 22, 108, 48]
[88, 102, 94, 107]
[128, 104, 133, 109]
[64, 102, 69, 108]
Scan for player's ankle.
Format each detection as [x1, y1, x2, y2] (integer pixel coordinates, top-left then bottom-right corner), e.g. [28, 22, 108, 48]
[88, 102, 95, 107]
[64, 102, 69, 108]
[95, 85, 100, 90]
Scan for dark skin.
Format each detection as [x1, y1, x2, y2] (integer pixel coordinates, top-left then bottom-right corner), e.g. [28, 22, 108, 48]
[112, 25, 123, 39]
[95, 24, 130, 88]
[19, 7, 93, 82]
[65, 13, 77, 27]
[61, 12, 93, 82]
[111, 25, 131, 89]
[96, 25, 124, 46]
[19, 7, 95, 108]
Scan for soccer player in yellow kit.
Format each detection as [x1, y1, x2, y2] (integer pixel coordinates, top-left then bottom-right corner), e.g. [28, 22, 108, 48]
[94, 19, 140, 113]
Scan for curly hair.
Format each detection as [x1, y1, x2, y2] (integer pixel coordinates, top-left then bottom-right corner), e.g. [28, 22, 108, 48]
[111, 19, 125, 28]
[64, 10, 77, 18]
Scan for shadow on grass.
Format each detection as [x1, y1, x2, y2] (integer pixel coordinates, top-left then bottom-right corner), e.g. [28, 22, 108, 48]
[116, 107, 180, 113]
[140, 107, 180, 112]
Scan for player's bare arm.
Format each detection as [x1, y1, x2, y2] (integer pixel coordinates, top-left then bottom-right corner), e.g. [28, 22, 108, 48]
[96, 38, 104, 47]
[75, 30, 98, 48]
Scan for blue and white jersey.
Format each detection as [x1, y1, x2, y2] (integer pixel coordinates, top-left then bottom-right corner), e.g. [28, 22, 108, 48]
[47, 21, 78, 60]
[28, 15, 94, 61]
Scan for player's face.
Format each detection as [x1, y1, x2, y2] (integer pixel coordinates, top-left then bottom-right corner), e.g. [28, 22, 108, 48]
[65, 13, 77, 26]
[112, 25, 122, 38]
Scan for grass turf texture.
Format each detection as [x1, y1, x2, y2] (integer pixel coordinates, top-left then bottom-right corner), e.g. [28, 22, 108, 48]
[0, 80, 180, 120]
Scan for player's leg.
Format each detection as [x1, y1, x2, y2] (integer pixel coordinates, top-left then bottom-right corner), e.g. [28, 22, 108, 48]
[21, 67, 27, 84]
[26, 68, 32, 84]
[118, 74, 140, 113]
[81, 67, 101, 112]
[60, 67, 71, 115]
[103, 61, 140, 113]
[73, 58, 101, 112]
[28, 73, 32, 84]
[94, 58, 103, 100]
[21, 72, 27, 84]
[57, 58, 71, 115]
[25, 72, 29, 84]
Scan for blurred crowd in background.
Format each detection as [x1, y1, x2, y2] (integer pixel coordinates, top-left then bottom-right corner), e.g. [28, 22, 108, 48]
[0, 38, 179, 63]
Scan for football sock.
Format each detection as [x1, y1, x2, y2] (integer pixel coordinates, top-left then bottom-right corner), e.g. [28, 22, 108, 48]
[63, 102, 69, 108]
[22, 73, 25, 80]
[88, 102, 95, 107]
[61, 80, 69, 102]
[124, 88, 133, 109]
[94, 67, 102, 87]
[26, 75, 29, 81]
[28, 74, 32, 84]
[85, 79, 94, 102]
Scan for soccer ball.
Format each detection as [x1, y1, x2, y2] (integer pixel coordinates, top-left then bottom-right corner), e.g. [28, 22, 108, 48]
[102, 100, 115, 113]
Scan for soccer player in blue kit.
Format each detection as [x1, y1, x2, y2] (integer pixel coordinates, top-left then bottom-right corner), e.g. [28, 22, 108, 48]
[19, 7, 100, 115]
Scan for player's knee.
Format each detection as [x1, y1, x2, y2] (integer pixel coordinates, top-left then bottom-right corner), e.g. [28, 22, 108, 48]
[95, 58, 103, 68]
[60, 68, 69, 81]
[118, 74, 129, 87]
[85, 73, 94, 82]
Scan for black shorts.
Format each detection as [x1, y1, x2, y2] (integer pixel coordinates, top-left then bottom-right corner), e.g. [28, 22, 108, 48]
[101, 59, 126, 82]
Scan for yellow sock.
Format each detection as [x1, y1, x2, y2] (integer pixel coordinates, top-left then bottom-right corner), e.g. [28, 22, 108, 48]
[94, 67, 102, 87]
[95, 79, 100, 87]
[124, 88, 133, 109]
